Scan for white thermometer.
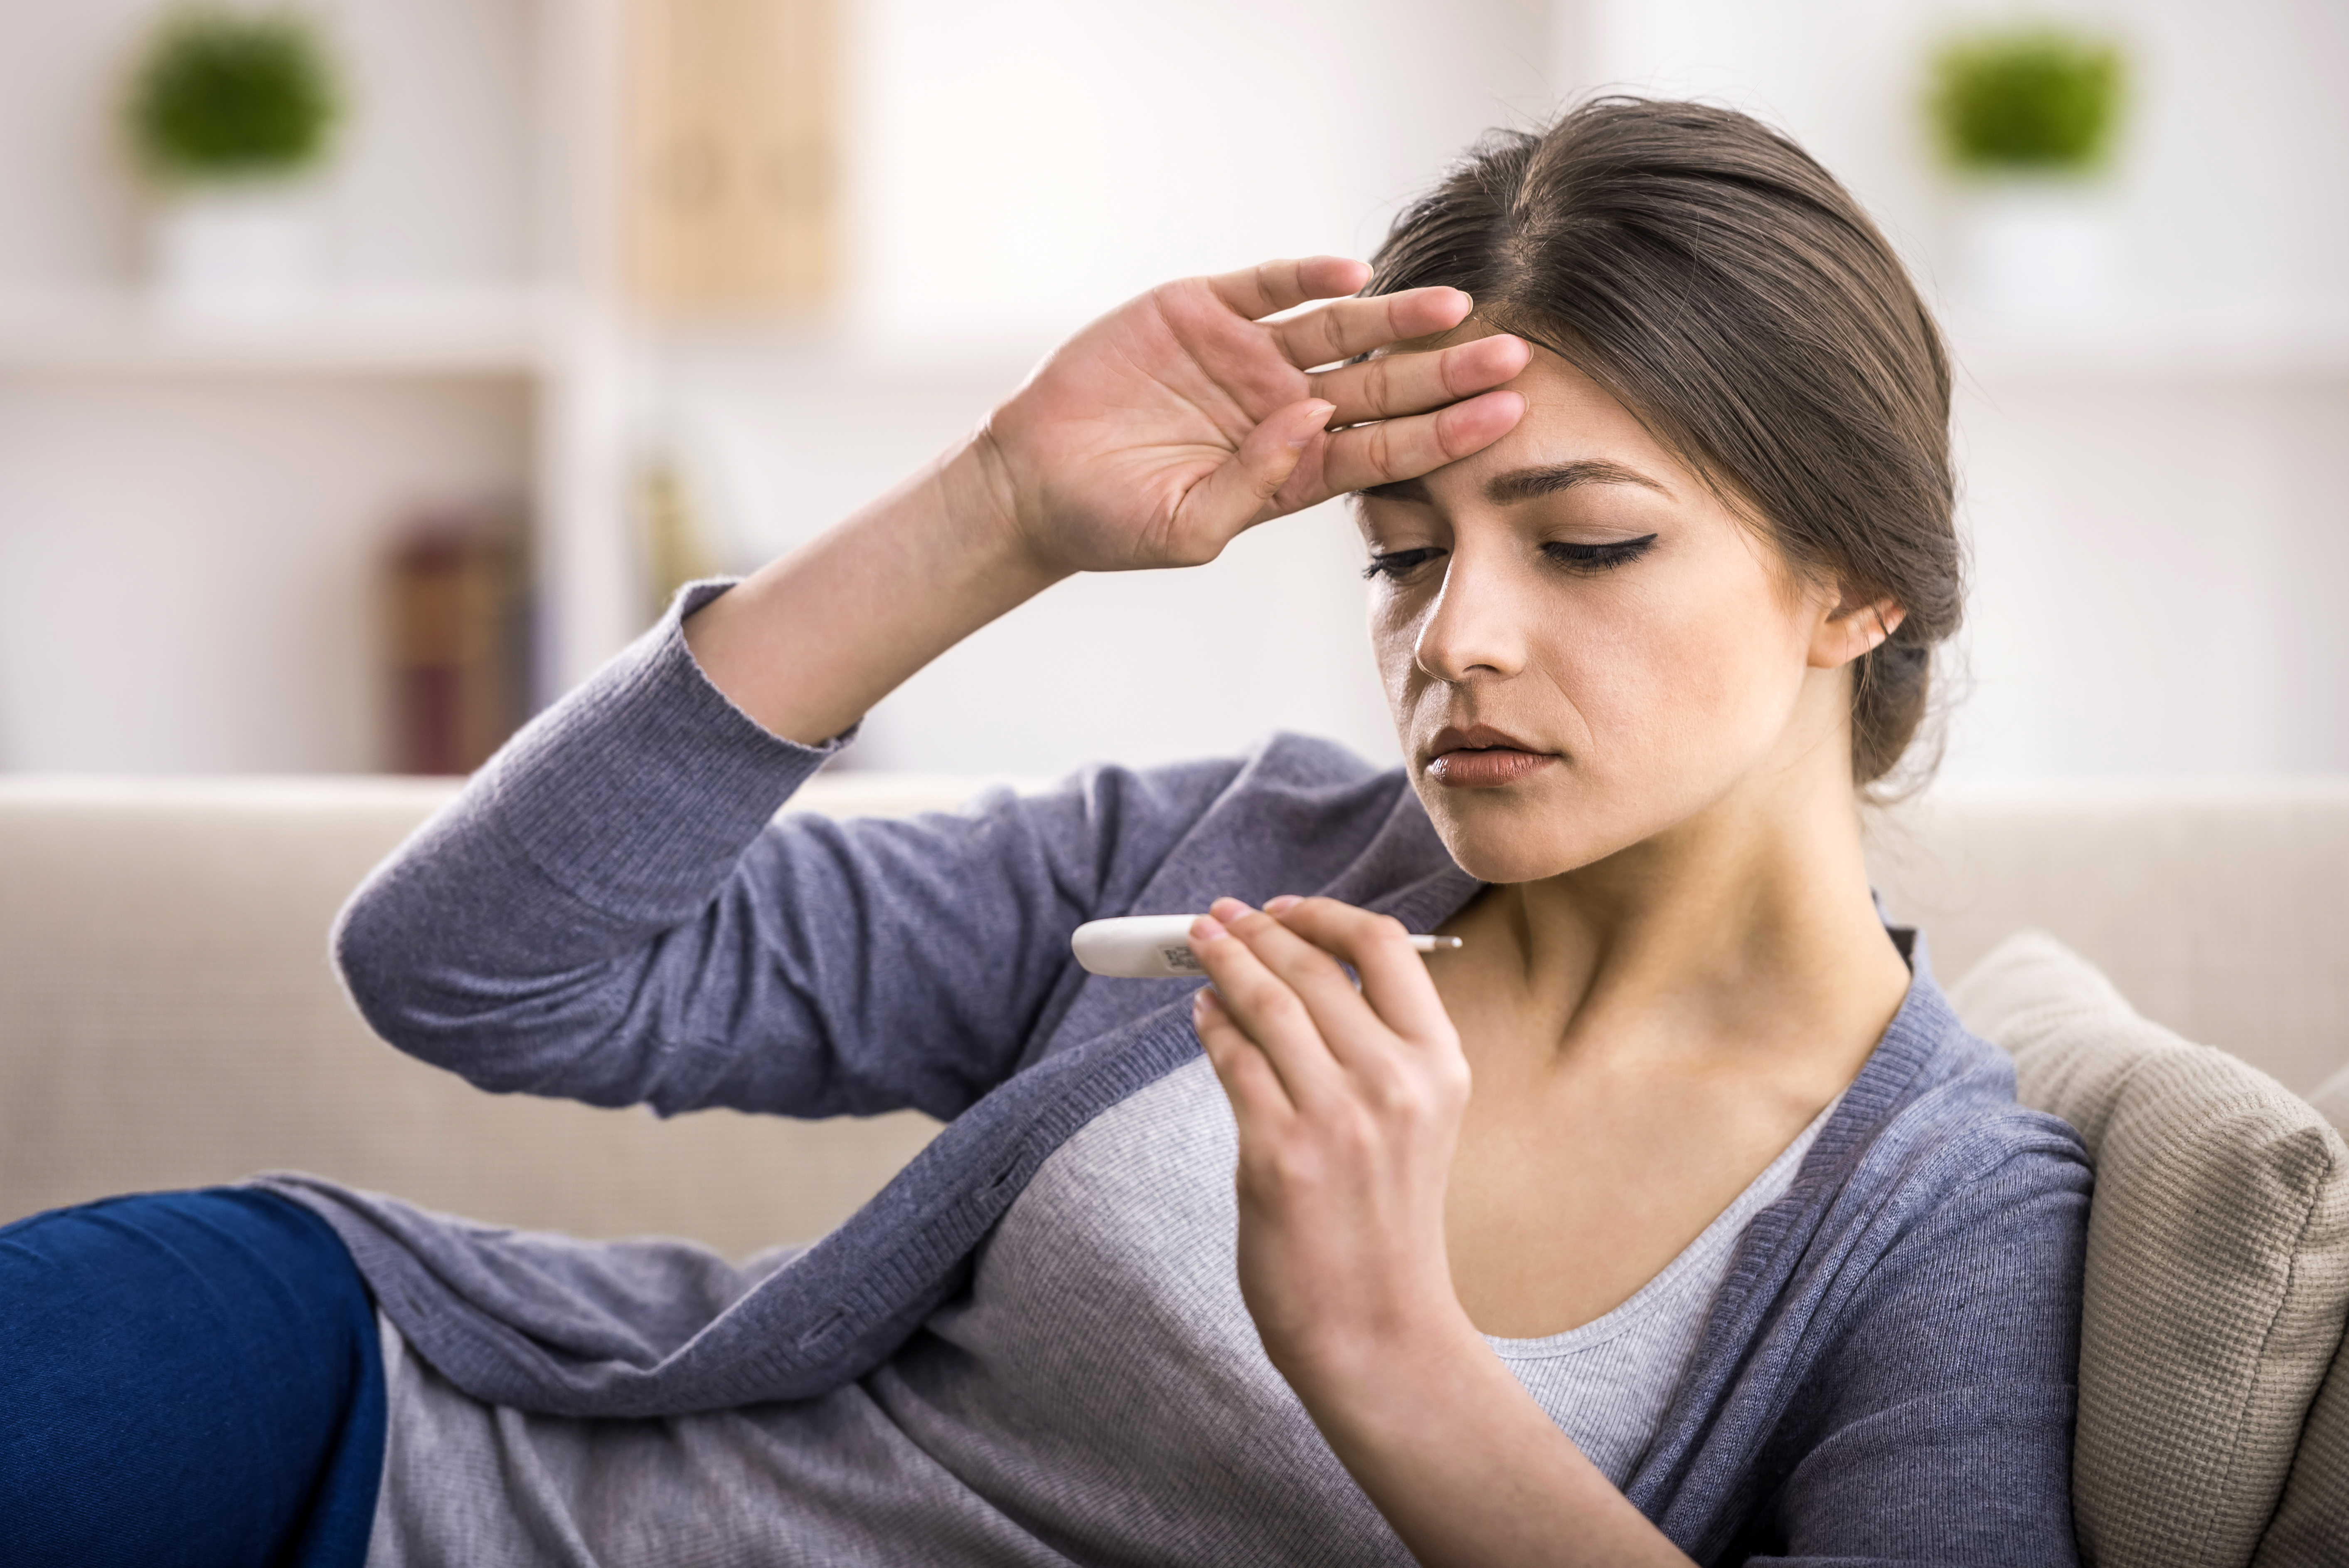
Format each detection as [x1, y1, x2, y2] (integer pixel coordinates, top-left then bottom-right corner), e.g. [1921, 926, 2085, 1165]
[1070, 914, 1462, 978]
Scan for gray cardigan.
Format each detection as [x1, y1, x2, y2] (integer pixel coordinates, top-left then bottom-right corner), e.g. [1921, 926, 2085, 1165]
[274, 582, 2090, 1565]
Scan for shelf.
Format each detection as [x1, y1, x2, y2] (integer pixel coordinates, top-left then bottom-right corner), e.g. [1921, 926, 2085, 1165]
[1948, 300, 2349, 384]
[0, 287, 588, 378]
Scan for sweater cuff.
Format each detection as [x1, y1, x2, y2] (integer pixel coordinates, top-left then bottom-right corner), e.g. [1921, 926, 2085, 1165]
[478, 578, 856, 923]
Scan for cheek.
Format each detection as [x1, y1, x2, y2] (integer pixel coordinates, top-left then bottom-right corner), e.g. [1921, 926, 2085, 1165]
[1544, 564, 1812, 776]
[1368, 596, 1421, 713]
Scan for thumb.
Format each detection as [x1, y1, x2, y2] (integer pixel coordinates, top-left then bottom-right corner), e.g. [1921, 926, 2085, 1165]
[1172, 400, 1335, 546]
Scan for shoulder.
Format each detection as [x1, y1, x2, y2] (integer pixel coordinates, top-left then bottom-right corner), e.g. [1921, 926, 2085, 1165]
[1835, 962, 2091, 1208]
[1875, 1016, 2091, 1209]
[1789, 976, 2093, 1326]
[1800, 992, 2092, 1366]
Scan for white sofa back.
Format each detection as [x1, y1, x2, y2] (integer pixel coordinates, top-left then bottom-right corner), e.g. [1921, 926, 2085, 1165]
[3, 773, 2343, 1257]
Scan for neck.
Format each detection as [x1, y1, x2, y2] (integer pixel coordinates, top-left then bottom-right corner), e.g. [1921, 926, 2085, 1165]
[1467, 731, 1910, 1078]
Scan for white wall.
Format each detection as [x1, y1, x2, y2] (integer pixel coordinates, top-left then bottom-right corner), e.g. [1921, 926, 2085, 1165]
[842, 0, 1554, 364]
[0, 375, 530, 772]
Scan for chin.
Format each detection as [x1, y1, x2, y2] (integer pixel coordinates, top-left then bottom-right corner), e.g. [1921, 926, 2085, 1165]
[1416, 777, 1632, 885]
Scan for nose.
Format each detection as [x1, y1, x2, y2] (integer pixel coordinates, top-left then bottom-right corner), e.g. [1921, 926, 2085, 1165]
[1412, 546, 1528, 684]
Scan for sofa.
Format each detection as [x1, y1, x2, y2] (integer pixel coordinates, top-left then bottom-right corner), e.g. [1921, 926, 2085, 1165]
[3, 772, 2345, 1564]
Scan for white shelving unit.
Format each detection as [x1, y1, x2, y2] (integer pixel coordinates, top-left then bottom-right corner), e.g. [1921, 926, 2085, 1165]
[0, 287, 573, 377]
[0, 0, 638, 774]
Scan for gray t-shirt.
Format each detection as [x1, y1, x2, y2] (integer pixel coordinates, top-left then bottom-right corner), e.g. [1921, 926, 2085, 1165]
[367, 1057, 1831, 1567]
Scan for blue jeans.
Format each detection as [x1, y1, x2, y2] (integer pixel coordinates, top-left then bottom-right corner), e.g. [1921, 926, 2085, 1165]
[0, 1188, 386, 1567]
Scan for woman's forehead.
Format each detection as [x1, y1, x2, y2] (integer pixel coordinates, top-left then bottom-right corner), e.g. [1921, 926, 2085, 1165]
[1393, 337, 1690, 496]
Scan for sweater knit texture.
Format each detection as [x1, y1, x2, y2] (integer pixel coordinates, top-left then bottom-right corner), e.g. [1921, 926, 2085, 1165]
[363, 1056, 1839, 1566]
[269, 581, 2092, 1565]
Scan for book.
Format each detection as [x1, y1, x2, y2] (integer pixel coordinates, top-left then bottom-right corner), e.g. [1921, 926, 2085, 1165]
[385, 512, 528, 775]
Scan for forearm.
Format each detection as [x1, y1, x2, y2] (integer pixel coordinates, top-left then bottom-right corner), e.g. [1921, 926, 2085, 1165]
[1290, 1314, 1694, 1568]
[683, 435, 1067, 746]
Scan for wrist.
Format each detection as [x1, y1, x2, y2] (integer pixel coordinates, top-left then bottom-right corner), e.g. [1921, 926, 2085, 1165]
[676, 429, 1066, 747]
[1270, 1287, 1485, 1422]
[951, 420, 1066, 586]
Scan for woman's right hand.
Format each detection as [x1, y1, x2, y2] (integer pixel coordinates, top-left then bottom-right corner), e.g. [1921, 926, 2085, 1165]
[684, 257, 1524, 747]
[970, 257, 1529, 577]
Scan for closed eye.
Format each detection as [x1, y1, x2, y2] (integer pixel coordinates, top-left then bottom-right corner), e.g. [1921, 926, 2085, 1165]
[1361, 547, 1445, 581]
[1545, 535, 1657, 574]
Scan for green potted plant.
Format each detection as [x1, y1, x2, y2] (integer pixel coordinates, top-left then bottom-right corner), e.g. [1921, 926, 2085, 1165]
[123, 5, 345, 313]
[1925, 26, 2127, 322]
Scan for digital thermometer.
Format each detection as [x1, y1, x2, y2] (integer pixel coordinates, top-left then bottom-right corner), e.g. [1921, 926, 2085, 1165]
[1070, 914, 1462, 978]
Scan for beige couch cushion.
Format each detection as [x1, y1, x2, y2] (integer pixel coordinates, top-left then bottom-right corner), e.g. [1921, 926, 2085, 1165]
[1952, 931, 2349, 1568]
[2258, 1354, 2349, 1567]
[1869, 783, 2349, 1095]
[2256, 1067, 2349, 1566]
[0, 775, 963, 1257]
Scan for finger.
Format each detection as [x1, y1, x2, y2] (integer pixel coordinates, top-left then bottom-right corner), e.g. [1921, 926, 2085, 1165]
[1193, 987, 1297, 1132]
[1307, 334, 1530, 427]
[1205, 256, 1371, 322]
[1187, 913, 1347, 1107]
[1270, 286, 1475, 369]
[1170, 399, 1333, 544]
[1207, 898, 1396, 1074]
[1317, 390, 1525, 496]
[1269, 898, 1456, 1045]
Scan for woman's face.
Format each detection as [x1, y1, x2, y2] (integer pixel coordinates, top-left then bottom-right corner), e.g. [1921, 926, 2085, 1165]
[1356, 335, 1883, 886]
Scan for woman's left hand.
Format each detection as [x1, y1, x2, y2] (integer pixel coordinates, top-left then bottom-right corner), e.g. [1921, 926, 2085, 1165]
[1187, 894, 1472, 1390]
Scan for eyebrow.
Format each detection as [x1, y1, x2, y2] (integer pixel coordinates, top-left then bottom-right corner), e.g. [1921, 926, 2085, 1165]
[1356, 460, 1670, 507]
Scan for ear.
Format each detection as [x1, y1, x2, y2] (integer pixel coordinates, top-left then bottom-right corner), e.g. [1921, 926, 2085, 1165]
[1809, 585, 1906, 671]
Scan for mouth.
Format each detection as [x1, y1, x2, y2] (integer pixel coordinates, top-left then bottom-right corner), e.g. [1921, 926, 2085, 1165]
[1423, 724, 1559, 789]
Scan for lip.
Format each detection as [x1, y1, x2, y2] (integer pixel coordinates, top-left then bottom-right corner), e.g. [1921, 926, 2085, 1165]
[1423, 724, 1559, 789]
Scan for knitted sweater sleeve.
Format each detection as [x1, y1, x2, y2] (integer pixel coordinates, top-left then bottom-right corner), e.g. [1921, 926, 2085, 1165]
[1741, 1117, 2092, 1566]
[332, 581, 1241, 1122]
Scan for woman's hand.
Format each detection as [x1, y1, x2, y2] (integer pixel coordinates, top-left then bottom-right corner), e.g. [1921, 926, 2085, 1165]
[1187, 894, 1472, 1383]
[1188, 894, 1694, 1568]
[685, 257, 1525, 748]
[974, 258, 1530, 577]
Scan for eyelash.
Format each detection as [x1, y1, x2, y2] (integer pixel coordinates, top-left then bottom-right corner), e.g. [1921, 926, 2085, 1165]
[1546, 535, 1657, 573]
[1360, 548, 1443, 581]
[1360, 534, 1660, 581]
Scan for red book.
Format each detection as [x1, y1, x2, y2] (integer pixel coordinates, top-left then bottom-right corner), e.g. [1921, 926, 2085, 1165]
[386, 515, 526, 775]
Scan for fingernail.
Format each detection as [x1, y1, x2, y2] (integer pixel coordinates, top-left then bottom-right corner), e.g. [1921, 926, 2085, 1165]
[1189, 915, 1227, 942]
[1209, 897, 1254, 922]
[1289, 402, 1334, 449]
[1192, 987, 1220, 1016]
[1264, 894, 1303, 914]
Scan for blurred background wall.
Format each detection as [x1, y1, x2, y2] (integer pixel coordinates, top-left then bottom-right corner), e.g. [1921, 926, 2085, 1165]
[0, 0, 2341, 782]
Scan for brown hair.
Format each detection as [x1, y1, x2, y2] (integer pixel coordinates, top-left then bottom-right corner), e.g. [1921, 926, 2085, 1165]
[1367, 98, 1959, 788]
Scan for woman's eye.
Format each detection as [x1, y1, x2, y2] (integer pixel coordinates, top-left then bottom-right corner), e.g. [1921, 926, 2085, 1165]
[1361, 548, 1445, 582]
[1544, 534, 1658, 574]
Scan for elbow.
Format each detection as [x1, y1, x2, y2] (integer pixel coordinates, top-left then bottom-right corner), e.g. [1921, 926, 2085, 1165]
[329, 859, 539, 1083]
[330, 862, 652, 1103]
[330, 863, 458, 1067]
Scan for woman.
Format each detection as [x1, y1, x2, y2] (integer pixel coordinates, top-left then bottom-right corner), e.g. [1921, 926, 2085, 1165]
[2, 100, 2086, 1566]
